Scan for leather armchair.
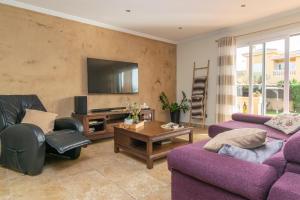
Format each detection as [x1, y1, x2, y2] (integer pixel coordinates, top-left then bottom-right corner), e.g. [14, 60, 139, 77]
[0, 95, 90, 175]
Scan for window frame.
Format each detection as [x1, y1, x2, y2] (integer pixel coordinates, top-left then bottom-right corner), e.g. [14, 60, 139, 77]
[235, 32, 300, 115]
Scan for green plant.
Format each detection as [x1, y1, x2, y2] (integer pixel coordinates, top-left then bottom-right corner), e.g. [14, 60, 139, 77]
[290, 81, 300, 110]
[159, 91, 189, 113]
[127, 102, 141, 123]
[277, 79, 300, 112]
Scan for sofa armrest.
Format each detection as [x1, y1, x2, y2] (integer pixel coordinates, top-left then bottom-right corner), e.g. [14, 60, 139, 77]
[208, 124, 232, 138]
[54, 117, 83, 132]
[0, 124, 46, 175]
[1, 123, 45, 145]
[232, 113, 272, 124]
[168, 145, 278, 200]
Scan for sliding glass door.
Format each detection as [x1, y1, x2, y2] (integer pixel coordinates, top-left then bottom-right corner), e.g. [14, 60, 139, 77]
[265, 39, 285, 115]
[289, 35, 300, 113]
[236, 34, 300, 115]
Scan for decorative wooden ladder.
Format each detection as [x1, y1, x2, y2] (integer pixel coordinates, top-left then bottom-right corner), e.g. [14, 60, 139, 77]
[189, 60, 210, 128]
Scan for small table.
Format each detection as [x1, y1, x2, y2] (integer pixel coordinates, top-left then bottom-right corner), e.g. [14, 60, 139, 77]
[114, 121, 193, 169]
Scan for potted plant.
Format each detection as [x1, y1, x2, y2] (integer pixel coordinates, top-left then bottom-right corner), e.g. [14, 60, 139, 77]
[159, 91, 189, 124]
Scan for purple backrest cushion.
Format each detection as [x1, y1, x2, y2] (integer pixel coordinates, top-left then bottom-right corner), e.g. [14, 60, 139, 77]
[232, 113, 272, 124]
[284, 132, 300, 164]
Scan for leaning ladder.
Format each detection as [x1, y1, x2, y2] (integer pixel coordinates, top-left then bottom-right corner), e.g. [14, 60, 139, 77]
[189, 60, 210, 128]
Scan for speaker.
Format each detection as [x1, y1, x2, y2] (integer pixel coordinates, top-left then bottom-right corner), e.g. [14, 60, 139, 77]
[74, 96, 87, 114]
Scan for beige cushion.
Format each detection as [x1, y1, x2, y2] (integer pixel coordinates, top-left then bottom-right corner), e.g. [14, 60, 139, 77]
[21, 109, 58, 134]
[264, 114, 300, 135]
[204, 128, 267, 152]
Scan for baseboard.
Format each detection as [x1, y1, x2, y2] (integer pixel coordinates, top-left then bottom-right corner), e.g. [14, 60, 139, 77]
[181, 122, 208, 129]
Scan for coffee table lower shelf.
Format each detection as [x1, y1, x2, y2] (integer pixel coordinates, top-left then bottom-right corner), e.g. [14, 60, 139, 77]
[114, 129, 193, 169]
[117, 138, 189, 159]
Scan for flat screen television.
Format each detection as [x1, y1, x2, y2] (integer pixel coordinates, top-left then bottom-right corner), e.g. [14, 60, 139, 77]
[87, 58, 138, 94]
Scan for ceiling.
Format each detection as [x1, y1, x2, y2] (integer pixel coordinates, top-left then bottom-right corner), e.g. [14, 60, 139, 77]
[5, 0, 300, 43]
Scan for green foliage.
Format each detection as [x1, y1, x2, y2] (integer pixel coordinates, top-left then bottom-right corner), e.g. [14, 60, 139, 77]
[159, 91, 189, 113]
[277, 79, 300, 111]
[290, 80, 300, 109]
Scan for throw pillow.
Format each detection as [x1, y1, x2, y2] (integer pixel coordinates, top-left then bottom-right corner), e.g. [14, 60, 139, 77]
[264, 113, 300, 135]
[21, 109, 58, 134]
[218, 140, 284, 164]
[203, 128, 266, 152]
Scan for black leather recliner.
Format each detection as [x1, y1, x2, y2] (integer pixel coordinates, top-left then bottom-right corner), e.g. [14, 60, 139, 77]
[0, 95, 91, 175]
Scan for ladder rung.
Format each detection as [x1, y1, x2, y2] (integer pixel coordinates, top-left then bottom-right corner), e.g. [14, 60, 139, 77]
[195, 67, 209, 69]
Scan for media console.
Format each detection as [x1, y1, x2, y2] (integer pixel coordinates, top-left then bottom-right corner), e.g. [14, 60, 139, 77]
[72, 109, 155, 141]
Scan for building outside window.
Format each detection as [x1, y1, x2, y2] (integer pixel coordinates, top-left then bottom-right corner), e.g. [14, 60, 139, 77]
[236, 34, 300, 115]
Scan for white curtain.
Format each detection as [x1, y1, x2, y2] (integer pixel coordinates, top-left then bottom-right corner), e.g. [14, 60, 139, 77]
[216, 36, 237, 123]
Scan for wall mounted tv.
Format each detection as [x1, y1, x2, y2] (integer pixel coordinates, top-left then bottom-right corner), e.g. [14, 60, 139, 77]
[87, 58, 138, 94]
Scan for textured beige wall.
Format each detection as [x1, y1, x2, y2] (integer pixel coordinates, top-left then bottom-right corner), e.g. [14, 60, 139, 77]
[0, 4, 176, 121]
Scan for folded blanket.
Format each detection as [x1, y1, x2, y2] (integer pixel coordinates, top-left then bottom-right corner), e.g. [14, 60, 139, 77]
[218, 140, 283, 164]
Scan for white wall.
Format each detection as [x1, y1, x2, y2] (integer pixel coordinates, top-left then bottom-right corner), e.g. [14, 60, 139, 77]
[177, 8, 300, 125]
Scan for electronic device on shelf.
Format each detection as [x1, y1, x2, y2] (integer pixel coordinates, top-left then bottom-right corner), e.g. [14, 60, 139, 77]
[90, 107, 127, 113]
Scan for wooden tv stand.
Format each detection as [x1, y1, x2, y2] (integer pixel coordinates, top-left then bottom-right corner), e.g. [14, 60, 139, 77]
[72, 109, 155, 141]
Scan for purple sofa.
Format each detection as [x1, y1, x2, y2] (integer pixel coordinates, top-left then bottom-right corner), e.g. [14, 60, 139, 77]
[168, 113, 300, 200]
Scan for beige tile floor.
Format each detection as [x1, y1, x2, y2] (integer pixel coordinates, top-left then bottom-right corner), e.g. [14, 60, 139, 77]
[0, 128, 209, 200]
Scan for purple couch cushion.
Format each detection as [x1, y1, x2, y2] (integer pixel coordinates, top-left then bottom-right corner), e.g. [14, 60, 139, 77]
[172, 170, 246, 200]
[284, 132, 300, 163]
[268, 172, 300, 200]
[209, 120, 289, 140]
[263, 151, 287, 177]
[168, 141, 278, 200]
[285, 163, 300, 174]
[232, 113, 272, 124]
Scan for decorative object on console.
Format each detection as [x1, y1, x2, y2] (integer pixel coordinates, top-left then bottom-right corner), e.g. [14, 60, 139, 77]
[122, 102, 144, 129]
[127, 102, 142, 123]
[159, 91, 189, 124]
[264, 113, 300, 135]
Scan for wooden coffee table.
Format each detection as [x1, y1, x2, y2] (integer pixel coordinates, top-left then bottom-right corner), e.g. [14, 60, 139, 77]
[114, 121, 193, 169]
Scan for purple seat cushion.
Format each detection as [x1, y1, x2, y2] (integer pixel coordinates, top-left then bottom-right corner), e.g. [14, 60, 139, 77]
[172, 170, 246, 200]
[263, 151, 287, 177]
[209, 120, 289, 140]
[168, 141, 278, 200]
[232, 113, 272, 124]
[268, 172, 300, 200]
[285, 163, 300, 174]
[284, 132, 300, 163]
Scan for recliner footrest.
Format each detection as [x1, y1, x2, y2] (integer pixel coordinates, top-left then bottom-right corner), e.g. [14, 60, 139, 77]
[45, 130, 91, 154]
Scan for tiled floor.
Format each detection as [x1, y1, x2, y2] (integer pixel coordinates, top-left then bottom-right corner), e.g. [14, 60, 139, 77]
[0, 128, 209, 200]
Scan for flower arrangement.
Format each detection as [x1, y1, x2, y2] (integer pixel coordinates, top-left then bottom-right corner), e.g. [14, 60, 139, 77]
[127, 102, 141, 123]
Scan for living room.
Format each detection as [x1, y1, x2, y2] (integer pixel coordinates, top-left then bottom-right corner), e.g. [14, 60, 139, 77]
[1, 0, 300, 200]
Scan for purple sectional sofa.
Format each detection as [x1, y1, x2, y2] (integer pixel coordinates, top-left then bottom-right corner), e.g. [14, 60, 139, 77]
[168, 113, 300, 200]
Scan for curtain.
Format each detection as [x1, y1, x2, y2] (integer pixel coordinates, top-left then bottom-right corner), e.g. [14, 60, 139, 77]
[216, 36, 237, 123]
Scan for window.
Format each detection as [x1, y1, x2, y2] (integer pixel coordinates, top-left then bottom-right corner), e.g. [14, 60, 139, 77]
[236, 34, 300, 115]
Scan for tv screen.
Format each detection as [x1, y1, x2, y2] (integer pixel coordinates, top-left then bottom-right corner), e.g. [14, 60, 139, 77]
[87, 58, 138, 94]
